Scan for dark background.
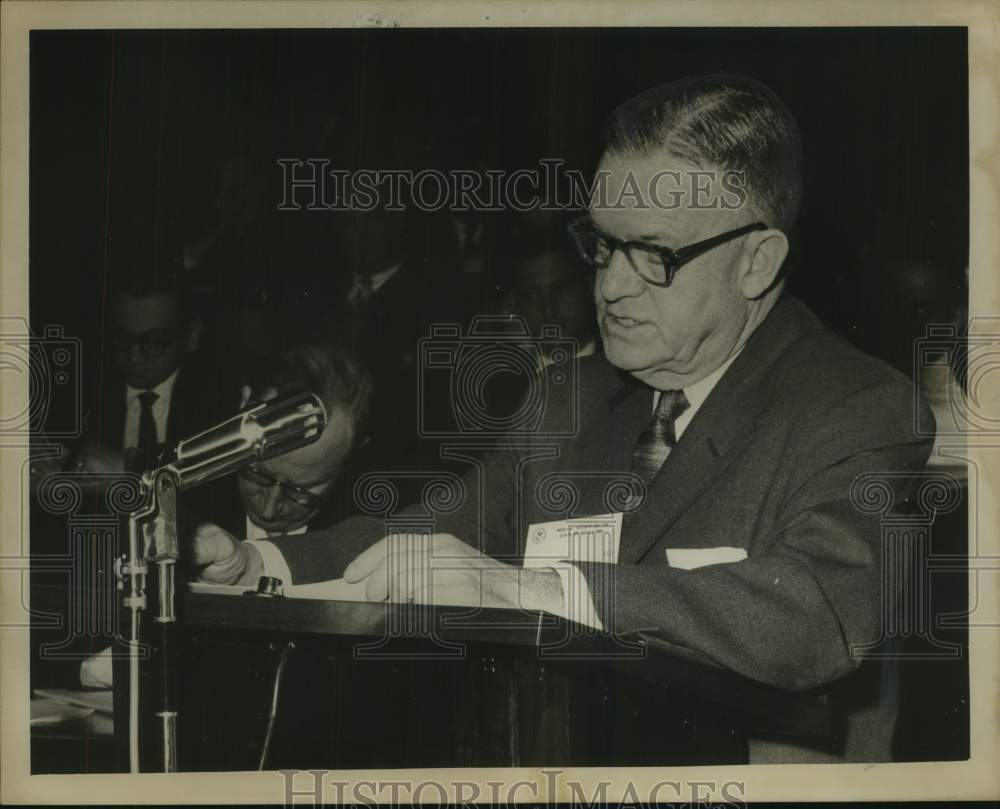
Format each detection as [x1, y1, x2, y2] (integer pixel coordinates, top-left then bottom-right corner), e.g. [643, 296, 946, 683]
[30, 27, 968, 375]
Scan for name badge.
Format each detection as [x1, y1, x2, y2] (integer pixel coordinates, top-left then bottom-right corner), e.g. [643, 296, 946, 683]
[523, 513, 623, 568]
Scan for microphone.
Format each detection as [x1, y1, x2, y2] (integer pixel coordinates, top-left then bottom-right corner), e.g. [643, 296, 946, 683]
[158, 391, 327, 491]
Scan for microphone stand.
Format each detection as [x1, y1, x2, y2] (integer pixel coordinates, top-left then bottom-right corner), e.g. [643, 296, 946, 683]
[119, 467, 181, 772]
[114, 392, 326, 773]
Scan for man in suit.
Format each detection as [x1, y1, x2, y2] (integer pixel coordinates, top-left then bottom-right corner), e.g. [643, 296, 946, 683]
[192, 340, 373, 543]
[78, 339, 373, 689]
[73, 269, 224, 474]
[194, 75, 934, 761]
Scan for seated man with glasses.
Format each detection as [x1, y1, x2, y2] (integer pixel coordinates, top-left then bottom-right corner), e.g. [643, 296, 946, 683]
[48, 264, 225, 478]
[76, 340, 371, 690]
[194, 74, 934, 763]
[197, 340, 373, 543]
[108, 271, 206, 473]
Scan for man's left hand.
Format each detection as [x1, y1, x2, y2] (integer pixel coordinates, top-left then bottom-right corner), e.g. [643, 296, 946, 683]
[343, 532, 564, 613]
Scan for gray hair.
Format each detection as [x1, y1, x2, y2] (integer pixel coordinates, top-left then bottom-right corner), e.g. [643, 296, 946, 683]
[605, 73, 804, 233]
[260, 341, 373, 452]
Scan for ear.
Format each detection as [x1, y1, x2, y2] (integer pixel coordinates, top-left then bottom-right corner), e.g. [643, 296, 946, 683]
[184, 316, 203, 352]
[738, 229, 789, 300]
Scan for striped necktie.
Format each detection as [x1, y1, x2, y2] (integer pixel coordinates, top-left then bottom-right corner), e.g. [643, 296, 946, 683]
[629, 389, 690, 489]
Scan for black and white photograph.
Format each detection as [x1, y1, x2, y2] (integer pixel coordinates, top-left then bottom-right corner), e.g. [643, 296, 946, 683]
[1, 1, 997, 804]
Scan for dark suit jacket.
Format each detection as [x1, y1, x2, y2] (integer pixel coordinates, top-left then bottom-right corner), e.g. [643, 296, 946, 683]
[335, 260, 470, 499]
[265, 295, 934, 757]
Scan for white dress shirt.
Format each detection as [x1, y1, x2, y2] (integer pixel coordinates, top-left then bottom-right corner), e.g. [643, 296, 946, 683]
[123, 368, 180, 449]
[657, 347, 742, 439]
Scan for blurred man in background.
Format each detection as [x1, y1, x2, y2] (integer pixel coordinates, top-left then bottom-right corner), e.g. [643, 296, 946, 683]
[41, 263, 224, 479]
[103, 271, 207, 471]
[506, 232, 599, 364]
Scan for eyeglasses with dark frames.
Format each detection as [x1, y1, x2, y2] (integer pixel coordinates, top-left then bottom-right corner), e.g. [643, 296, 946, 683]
[567, 216, 767, 287]
[239, 463, 334, 509]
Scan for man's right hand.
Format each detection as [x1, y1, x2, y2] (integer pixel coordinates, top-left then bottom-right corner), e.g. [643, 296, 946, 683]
[192, 523, 263, 585]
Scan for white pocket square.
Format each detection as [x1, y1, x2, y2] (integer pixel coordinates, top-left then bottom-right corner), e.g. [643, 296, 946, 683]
[665, 546, 747, 570]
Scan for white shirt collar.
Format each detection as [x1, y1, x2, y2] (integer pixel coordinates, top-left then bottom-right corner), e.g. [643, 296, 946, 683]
[654, 346, 744, 440]
[360, 262, 402, 294]
[126, 367, 180, 405]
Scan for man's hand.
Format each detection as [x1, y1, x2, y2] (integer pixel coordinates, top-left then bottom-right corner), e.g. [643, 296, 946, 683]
[343, 533, 564, 613]
[192, 523, 263, 586]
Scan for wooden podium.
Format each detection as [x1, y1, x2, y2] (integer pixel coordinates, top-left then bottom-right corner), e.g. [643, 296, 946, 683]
[158, 589, 833, 770]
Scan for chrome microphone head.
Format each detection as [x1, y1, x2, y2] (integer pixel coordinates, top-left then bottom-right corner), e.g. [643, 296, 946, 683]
[164, 391, 327, 491]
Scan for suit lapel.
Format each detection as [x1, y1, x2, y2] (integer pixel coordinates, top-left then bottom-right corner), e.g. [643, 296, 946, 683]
[546, 365, 651, 519]
[574, 371, 649, 474]
[618, 296, 802, 564]
[619, 368, 767, 563]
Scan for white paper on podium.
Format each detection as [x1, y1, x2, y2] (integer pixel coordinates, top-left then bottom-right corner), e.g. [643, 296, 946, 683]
[285, 578, 369, 601]
[188, 579, 369, 601]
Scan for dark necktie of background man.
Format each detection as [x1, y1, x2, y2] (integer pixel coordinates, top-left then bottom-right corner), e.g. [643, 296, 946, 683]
[629, 389, 690, 499]
[133, 390, 159, 472]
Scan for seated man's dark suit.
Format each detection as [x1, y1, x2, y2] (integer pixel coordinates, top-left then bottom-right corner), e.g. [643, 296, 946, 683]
[262, 295, 935, 760]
